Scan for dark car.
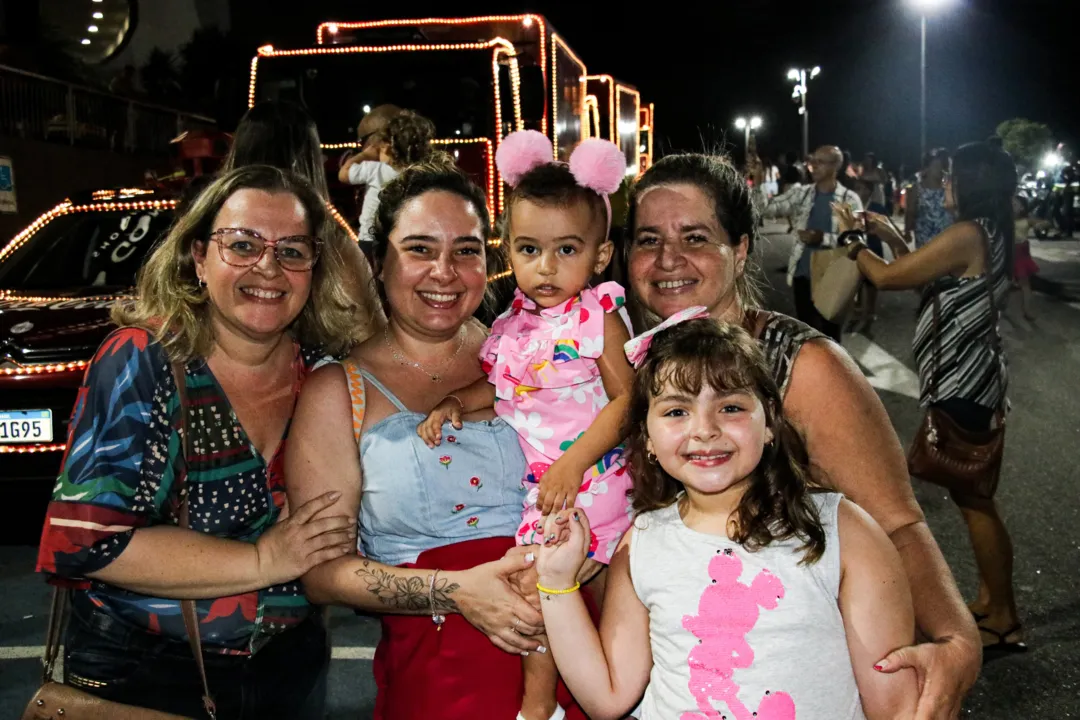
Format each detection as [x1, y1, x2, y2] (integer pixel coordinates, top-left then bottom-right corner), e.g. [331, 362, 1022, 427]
[0, 188, 177, 498]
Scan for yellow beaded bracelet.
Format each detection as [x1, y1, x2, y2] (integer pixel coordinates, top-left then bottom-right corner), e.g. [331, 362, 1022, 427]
[536, 581, 581, 595]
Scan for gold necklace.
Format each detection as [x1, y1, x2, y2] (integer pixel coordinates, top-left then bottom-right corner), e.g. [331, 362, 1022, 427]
[383, 325, 466, 383]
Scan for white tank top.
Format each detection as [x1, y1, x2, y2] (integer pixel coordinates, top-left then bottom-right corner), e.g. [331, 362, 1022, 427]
[629, 492, 867, 720]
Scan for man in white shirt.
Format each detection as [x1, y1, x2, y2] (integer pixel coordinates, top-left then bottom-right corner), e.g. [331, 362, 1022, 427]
[753, 146, 863, 341]
[338, 105, 403, 243]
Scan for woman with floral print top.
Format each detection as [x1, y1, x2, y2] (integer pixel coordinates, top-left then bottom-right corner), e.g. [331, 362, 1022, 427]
[36, 166, 370, 719]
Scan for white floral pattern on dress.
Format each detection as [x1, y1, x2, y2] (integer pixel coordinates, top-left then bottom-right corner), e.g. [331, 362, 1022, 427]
[478, 282, 635, 564]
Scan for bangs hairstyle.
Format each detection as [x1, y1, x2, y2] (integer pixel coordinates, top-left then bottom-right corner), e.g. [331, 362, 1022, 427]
[113, 165, 359, 362]
[626, 154, 764, 327]
[626, 319, 825, 564]
[501, 162, 609, 245]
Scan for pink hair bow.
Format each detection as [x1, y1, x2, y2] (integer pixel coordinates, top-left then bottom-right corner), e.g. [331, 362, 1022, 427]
[623, 306, 712, 369]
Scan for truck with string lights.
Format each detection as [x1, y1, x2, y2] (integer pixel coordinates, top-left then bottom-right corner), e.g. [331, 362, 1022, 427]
[248, 14, 654, 221]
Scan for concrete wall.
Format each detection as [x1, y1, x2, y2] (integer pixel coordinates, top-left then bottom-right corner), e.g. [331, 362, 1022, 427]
[0, 135, 169, 242]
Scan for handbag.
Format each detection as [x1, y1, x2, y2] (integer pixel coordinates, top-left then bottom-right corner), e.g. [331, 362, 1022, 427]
[907, 225, 1006, 499]
[810, 245, 863, 322]
[23, 363, 217, 720]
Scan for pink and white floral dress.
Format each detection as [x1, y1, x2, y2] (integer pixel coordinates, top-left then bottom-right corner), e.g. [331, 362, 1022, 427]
[480, 281, 634, 564]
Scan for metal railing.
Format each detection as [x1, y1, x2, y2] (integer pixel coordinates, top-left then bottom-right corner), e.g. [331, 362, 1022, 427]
[0, 64, 216, 155]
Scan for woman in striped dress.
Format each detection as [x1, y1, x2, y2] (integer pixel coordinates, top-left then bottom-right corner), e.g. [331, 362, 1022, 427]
[838, 140, 1024, 654]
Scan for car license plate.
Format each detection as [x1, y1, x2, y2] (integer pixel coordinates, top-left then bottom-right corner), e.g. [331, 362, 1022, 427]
[0, 410, 53, 443]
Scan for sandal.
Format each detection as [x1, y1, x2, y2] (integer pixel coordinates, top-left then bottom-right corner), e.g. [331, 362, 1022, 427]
[978, 622, 1028, 654]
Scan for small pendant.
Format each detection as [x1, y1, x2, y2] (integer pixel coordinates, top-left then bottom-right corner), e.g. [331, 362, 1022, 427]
[431, 374, 440, 383]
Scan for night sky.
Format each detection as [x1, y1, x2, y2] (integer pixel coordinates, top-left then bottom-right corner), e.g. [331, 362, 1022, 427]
[236, 0, 1075, 173]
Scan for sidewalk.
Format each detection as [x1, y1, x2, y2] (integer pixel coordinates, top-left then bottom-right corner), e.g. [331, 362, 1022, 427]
[1029, 238, 1080, 300]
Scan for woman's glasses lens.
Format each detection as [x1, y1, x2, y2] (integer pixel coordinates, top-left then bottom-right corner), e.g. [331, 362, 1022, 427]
[213, 231, 319, 271]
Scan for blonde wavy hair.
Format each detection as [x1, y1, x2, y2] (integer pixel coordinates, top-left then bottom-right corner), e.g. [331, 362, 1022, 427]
[113, 165, 359, 362]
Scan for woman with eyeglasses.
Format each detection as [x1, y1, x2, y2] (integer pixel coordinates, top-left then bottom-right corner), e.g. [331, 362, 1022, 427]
[36, 166, 368, 718]
[225, 99, 385, 344]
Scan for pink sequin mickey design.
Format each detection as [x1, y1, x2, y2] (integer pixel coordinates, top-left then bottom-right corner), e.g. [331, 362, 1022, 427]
[680, 549, 795, 720]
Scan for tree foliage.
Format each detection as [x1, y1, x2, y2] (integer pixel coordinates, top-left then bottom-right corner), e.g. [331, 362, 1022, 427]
[995, 118, 1052, 169]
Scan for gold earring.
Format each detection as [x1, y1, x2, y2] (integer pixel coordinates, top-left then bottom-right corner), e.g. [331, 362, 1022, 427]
[646, 451, 657, 464]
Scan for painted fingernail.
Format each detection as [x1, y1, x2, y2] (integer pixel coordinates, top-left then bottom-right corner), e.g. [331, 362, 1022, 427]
[572, 512, 580, 522]
[521, 651, 530, 657]
[524, 552, 535, 563]
[537, 645, 547, 654]
[873, 661, 887, 672]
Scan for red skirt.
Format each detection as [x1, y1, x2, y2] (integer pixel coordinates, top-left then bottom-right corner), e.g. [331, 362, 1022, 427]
[1014, 240, 1040, 280]
[372, 536, 596, 720]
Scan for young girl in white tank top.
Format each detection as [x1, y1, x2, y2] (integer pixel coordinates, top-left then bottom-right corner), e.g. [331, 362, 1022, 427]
[535, 310, 920, 720]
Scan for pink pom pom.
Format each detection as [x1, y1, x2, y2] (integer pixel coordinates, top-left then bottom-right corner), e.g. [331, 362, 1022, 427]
[496, 130, 554, 187]
[569, 139, 626, 195]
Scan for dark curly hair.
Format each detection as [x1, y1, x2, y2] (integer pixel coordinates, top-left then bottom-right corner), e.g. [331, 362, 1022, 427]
[368, 158, 497, 312]
[627, 318, 826, 564]
[626, 154, 763, 315]
[381, 110, 440, 168]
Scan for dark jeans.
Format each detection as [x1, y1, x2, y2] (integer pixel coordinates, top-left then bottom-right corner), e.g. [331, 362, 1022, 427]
[63, 593, 329, 719]
[792, 276, 842, 342]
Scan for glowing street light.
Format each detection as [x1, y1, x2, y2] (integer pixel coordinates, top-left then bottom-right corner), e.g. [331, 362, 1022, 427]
[1043, 152, 1064, 169]
[787, 67, 820, 158]
[910, 0, 953, 158]
[735, 116, 763, 157]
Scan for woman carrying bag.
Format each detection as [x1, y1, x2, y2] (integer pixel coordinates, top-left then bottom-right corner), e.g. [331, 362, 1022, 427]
[33, 166, 371, 718]
[834, 140, 1025, 655]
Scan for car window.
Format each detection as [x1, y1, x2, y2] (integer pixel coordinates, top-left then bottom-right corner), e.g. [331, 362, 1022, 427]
[0, 208, 175, 291]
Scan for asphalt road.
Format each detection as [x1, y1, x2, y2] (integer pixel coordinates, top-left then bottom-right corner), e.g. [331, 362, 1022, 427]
[2, 222, 1078, 717]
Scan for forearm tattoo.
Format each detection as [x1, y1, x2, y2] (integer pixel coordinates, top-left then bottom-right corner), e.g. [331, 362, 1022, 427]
[355, 560, 460, 613]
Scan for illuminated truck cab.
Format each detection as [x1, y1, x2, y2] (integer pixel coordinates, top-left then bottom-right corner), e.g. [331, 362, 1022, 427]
[249, 15, 590, 218]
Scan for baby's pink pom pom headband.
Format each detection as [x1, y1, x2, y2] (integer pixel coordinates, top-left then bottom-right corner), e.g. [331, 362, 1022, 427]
[495, 130, 626, 237]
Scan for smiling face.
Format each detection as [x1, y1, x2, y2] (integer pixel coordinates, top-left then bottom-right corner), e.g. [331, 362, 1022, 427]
[379, 189, 488, 338]
[193, 188, 313, 344]
[629, 183, 748, 321]
[645, 375, 773, 500]
[508, 197, 612, 309]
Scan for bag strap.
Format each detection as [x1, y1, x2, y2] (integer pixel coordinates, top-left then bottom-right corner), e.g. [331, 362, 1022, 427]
[929, 291, 942, 402]
[341, 358, 366, 447]
[170, 361, 219, 720]
[974, 221, 1007, 416]
[40, 583, 67, 684]
[38, 363, 217, 718]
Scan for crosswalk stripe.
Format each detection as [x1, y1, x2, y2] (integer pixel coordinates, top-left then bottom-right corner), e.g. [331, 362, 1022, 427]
[0, 645, 376, 661]
[842, 333, 921, 400]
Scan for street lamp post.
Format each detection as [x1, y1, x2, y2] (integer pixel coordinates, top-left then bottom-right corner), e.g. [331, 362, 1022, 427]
[920, 14, 927, 160]
[735, 115, 763, 158]
[787, 66, 820, 159]
[911, 0, 950, 160]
